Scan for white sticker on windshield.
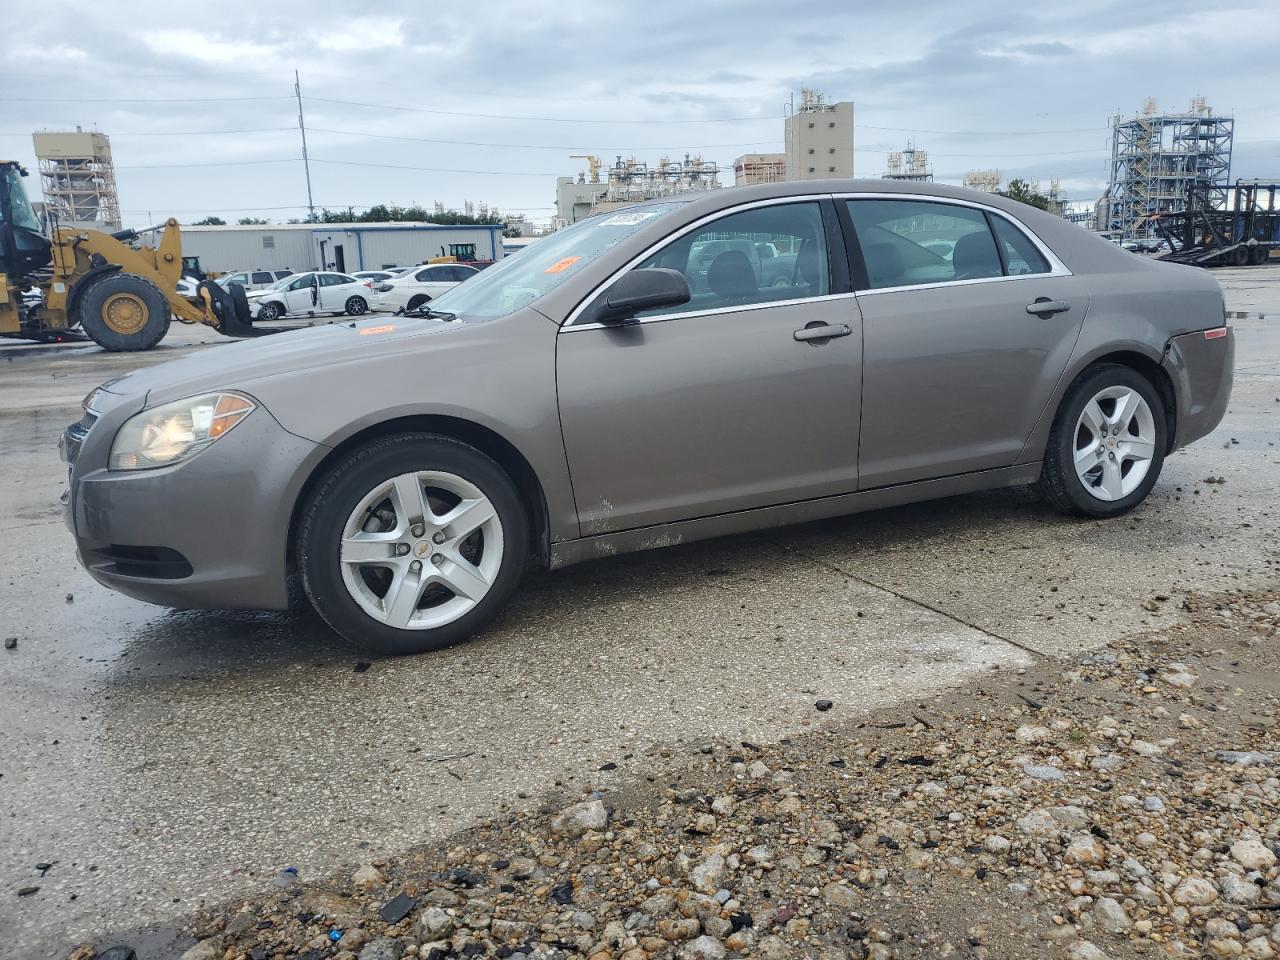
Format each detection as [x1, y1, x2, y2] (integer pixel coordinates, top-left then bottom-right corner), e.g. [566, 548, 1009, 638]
[600, 212, 658, 226]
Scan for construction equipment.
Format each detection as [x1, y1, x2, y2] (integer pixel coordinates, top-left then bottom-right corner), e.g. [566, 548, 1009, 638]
[0, 160, 252, 351]
[1153, 181, 1280, 268]
[426, 242, 495, 270]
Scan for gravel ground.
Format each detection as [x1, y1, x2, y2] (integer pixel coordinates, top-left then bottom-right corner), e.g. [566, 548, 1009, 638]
[55, 583, 1280, 960]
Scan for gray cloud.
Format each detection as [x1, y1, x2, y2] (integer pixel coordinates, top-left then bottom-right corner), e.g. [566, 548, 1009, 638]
[0, 0, 1275, 224]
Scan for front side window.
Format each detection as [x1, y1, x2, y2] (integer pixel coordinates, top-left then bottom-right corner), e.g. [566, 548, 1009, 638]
[287, 274, 312, 291]
[847, 199, 1003, 289]
[627, 201, 830, 318]
[992, 216, 1051, 275]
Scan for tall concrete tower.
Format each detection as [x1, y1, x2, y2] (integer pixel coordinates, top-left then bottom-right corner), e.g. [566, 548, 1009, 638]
[784, 89, 854, 181]
[32, 128, 122, 230]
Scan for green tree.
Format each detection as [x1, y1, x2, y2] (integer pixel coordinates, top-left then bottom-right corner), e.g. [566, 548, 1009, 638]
[191, 215, 226, 226]
[997, 179, 1051, 211]
[237, 216, 269, 225]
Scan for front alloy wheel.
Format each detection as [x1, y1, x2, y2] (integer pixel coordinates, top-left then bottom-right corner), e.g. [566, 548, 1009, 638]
[339, 471, 503, 630]
[298, 434, 529, 654]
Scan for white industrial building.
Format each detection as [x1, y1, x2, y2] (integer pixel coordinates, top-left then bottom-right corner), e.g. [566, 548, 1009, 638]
[180, 222, 506, 274]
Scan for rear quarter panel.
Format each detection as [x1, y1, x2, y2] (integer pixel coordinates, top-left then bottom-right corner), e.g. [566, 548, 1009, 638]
[1015, 248, 1226, 464]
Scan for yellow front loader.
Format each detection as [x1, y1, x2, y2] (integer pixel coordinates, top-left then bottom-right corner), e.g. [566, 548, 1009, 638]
[0, 160, 252, 351]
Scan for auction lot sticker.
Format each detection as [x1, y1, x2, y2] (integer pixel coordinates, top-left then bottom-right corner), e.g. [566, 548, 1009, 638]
[544, 256, 583, 274]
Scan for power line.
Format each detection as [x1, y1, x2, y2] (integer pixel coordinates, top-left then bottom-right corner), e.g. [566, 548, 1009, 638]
[308, 126, 783, 151]
[310, 158, 566, 177]
[304, 96, 779, 125]
[2, 95, 292, 103]
[115, 158, 299, 170]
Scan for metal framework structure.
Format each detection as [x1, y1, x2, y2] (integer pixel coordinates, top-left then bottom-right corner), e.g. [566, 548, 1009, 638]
[1106, 97, 1233, 238]
[884, 142, 932, 182]
[963, 169, 1001, 193]
[589, 154, 722, 208]
[32, 129, 122, 230]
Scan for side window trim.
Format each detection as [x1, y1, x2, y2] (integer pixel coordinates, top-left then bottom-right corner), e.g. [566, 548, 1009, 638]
[839, 193, 1071, 294]
[983, 211, 1010, 276]
[567, 195, 849, 328]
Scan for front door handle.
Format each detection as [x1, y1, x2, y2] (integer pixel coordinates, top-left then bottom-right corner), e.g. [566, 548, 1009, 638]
[1026, 298, 1071, 317]
[794, 322, 852, 342]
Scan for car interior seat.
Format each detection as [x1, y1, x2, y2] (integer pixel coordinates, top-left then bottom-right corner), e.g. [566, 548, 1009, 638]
[706, 249, 758, 305]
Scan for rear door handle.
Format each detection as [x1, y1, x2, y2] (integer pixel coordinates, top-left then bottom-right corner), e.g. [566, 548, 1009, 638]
[794, 323, 852, 342]
[1026, 298, 1071, 317]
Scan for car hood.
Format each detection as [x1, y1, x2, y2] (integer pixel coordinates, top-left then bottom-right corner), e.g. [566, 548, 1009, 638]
[99, 316, 459, 408]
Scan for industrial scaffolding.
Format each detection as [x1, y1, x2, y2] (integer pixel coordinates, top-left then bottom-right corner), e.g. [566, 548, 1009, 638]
[32, 129, 122, 230]
[963, 169, 1001, 193]
[883, 142, 932, 182]
[590, 154, 722, 208]
[1106, 97, 1233, 239]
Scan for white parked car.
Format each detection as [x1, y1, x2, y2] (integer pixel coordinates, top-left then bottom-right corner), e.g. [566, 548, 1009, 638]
[372, 262, 478, 312]
[219, 269, 294, 292]
[249, 271, 375, 321]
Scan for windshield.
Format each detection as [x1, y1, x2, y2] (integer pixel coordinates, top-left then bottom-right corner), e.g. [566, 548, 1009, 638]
[430, 203, 684, 319]
[1, 165, 42, 234]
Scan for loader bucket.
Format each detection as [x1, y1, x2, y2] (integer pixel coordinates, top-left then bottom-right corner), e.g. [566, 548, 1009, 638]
[201, 280, 258, 338]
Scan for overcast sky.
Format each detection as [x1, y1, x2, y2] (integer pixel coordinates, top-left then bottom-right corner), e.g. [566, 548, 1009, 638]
[3, 0, 1278, 227]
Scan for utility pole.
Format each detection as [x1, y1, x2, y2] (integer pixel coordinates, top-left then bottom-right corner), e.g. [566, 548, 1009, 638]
[295, 69, 315, 222]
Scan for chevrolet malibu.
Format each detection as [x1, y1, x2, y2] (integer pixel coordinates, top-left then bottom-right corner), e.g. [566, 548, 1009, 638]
[62, 181, 1234, 655]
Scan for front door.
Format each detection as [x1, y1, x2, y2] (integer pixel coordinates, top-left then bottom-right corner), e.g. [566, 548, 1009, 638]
[334, 244, 346, 273]
[284, 274, 317, 315]
[846, 197, 1088, 488]
[557, 200, 863, 535]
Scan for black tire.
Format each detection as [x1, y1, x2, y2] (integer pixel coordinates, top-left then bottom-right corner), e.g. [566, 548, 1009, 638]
[1250, 246, 1268, 266]
[76, 273, 171, 351]
[1036, 364, 1168, 518]
[297, 433, 529, 655]
[257, 300, 283, 321]
[345, 296, 368, 316]
[1232, 246, 1250, 267]
[406, 294, 430, 311]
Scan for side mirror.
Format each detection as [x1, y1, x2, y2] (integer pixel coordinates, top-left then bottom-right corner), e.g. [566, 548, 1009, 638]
[596, 268, 690, 324]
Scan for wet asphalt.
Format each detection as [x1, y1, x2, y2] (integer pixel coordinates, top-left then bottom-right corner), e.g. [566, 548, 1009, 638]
[2, 267, 1277, 958]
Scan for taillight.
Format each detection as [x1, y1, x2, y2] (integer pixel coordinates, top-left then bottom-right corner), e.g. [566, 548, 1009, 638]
[363, 281, 373, 289]
[1204, 327, 1228, 340]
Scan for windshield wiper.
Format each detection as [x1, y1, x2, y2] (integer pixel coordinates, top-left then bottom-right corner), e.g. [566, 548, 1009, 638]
[398, 304, 457, 321]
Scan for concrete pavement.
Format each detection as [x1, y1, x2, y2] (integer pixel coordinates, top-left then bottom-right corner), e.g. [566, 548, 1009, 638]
[2, 267, 1277, 958]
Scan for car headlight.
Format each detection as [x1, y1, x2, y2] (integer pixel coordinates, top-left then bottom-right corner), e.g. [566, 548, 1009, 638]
[109, 392, 255, 471]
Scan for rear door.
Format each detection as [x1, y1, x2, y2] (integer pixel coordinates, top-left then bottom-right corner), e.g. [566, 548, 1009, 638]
[844, 196, 1087, 488]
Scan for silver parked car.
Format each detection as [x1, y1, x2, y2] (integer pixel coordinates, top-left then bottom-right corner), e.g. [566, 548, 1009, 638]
[61, 181, 1234, 654]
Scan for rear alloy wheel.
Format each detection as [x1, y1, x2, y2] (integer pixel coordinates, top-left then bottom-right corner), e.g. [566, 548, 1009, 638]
[345, 295, 369, 316]
[1036, 364, 1167, 518]
[77, 273, 171, 351]
[298, 434, 528, 654]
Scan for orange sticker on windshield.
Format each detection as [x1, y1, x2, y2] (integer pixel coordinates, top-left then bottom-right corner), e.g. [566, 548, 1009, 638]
[544, 256, 582, 274]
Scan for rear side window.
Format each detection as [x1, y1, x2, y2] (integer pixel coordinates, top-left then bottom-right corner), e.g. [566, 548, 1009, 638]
[991, 216, 1051, 275]
[251, 271, 273, 284]
[630, 201, 830, 318]
[846, 199, 1002, 290]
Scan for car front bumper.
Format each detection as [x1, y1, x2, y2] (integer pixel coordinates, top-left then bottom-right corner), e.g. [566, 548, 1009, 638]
[1162, 326, 1235, 451]
[62, 396, 326, 610]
